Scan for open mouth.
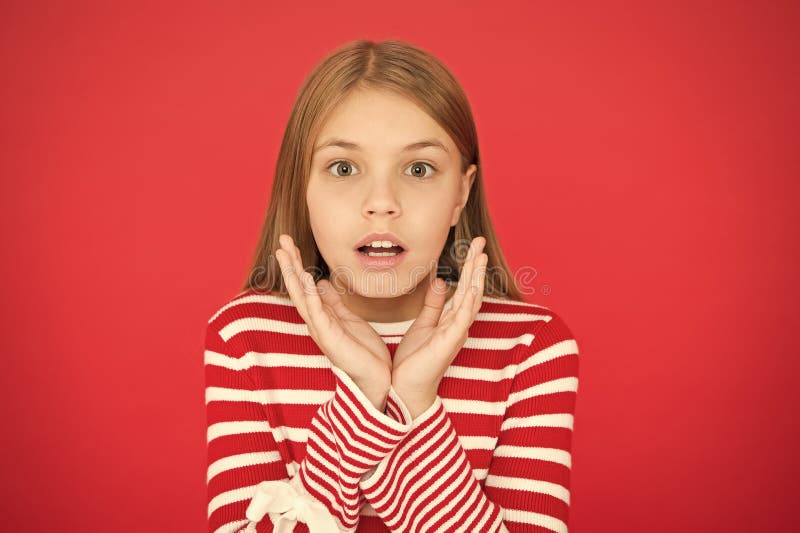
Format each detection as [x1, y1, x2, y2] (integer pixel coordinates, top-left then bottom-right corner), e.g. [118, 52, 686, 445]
[356, 244, 406, 257]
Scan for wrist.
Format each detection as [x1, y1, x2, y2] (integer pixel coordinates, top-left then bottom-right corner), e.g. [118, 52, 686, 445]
[353, 378, 390, 412]
[393, 387, 436, 419]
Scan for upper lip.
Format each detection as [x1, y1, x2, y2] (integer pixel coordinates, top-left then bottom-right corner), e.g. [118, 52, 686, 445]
[354, 231, 408, 251]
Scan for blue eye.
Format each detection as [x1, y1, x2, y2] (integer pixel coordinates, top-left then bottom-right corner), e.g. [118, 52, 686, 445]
[327, 160, 359, 177]
[404, 161, 437, 179]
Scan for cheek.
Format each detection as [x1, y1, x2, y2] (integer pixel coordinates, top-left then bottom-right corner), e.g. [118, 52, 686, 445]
[408, 194, 457, 227]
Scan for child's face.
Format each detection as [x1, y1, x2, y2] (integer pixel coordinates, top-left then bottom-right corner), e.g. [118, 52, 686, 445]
[307, 88, 477, 299]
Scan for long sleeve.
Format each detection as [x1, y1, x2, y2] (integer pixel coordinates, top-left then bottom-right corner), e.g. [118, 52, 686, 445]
[205, 319, 415, 533]
[358, 312, 580, 533]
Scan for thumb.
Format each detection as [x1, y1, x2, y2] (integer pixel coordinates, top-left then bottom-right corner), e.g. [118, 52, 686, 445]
[317, 279, 359, 320]
[413, 277, 448, 328]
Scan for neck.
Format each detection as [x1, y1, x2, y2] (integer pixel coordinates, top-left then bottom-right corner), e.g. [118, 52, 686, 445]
[332, 277, 456, 323]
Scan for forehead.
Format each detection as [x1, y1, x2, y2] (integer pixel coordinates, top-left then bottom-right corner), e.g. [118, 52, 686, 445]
[313, 89, 456, 156]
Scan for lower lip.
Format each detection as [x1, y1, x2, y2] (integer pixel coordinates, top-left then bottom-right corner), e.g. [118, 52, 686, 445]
[354, 249, 408, 269]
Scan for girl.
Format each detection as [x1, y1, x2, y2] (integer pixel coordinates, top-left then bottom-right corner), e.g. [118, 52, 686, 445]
[205, 39, 580, 533]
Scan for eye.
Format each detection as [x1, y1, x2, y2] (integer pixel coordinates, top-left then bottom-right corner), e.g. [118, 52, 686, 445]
[326, 159, 360, 177]
[404, 161, 437, 179]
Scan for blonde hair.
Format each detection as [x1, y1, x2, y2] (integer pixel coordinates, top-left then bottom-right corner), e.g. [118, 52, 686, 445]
[242, 39, 524, 301]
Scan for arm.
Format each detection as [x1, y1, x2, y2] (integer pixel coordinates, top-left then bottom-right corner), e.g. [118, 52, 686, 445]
[205, 320, 414, 533]
[358, 313, 580, 533]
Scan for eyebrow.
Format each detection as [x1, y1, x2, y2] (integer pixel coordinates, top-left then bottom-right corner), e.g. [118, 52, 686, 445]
[313, 138, 450, 155]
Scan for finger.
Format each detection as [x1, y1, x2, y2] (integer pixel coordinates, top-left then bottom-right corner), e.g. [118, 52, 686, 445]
[286, 236, 325, 328]
[452, 251, 485, 331]
[414, 277, 448, 328]
[451, 237, 484, 313]
[300, 270, 332, 333]
[317, 279, 354, 319]
[454, 266, 478, 330]
[448, 239, 475, 313]
[276, 245, 310, 323]
[471, 253, 488, 316]
[283, 235, 311, 297]
[278, 235, 311, 321]
[317, 279, 360, 321]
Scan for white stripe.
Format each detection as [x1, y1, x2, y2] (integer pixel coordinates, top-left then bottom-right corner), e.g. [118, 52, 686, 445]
[217, 317, 547, 348]
[208, 484, 257, 518]
[459, 435, 498, 449]
[205, 386, 333, 405]
[482, 296, 551, 309]
[211, 350, 521, 385]
[272, 424, 308, 443]
[219, 317, 309, 342]
[463, 333, 536, 350]
[205, 349, 331, 371]
[441, 397, 506, 416]
[507, 376, 579, 408]
[501, 413, 575, 432]
[208, 293, 293, 324]
[493, 445, 572, 468]
[207, 451, 283, 484]
[207, 420, 271, 444]
[443, 363, 517, 381]
[206, 384, 505, 425]
[485, 474, 571, 504]
[475, 311, 552, 322]
[210, 292, 545, 326]
[206, 419, 309, 447]
[501, 507, 568, 533]
[204, 349, 248, 371]
[518, 339, 579, 375]
[206, 383, 514, 417]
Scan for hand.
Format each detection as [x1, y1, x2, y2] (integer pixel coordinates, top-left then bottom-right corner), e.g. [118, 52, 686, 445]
[275, 234, 392, 410]
[391, 236, 488, 418]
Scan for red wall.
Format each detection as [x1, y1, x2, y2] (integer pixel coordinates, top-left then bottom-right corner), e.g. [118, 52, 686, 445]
[1, 1, 797, 531]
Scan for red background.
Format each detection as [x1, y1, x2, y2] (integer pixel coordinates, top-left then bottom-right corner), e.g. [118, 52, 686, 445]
[2, 1, 798, 531]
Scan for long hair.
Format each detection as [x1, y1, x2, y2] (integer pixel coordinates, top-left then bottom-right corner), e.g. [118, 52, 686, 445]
[242, 39, 524, 301]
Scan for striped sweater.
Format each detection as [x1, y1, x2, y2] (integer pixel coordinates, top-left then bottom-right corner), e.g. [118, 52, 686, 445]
[205, 289, 580, 533]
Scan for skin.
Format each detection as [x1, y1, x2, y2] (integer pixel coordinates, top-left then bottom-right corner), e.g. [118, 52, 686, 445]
[305, 87, 478, 323]
[274, 87, 488, 418]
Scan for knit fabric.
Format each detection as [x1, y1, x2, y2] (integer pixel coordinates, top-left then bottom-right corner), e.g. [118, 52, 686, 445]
[205, 288, 580, 533]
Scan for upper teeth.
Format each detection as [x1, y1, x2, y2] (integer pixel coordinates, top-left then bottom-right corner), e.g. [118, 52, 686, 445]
[365, 240, 401, 248]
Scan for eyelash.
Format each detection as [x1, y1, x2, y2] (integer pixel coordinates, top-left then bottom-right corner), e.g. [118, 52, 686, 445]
[325, 159, 438, 180]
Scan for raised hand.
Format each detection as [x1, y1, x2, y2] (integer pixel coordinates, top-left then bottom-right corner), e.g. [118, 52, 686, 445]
[275, 234, 392, 410]
[391, 236, 488, 418]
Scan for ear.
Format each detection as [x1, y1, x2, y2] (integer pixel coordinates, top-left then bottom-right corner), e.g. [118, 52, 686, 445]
[450, 163, 478, 227]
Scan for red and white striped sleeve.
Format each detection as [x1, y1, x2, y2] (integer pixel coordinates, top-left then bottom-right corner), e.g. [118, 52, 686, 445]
[358, 312, 580, 533]
[205, 317, 414, 533]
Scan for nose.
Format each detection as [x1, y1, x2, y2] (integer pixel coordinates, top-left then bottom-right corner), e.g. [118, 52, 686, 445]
[362, 180, 401, 218]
